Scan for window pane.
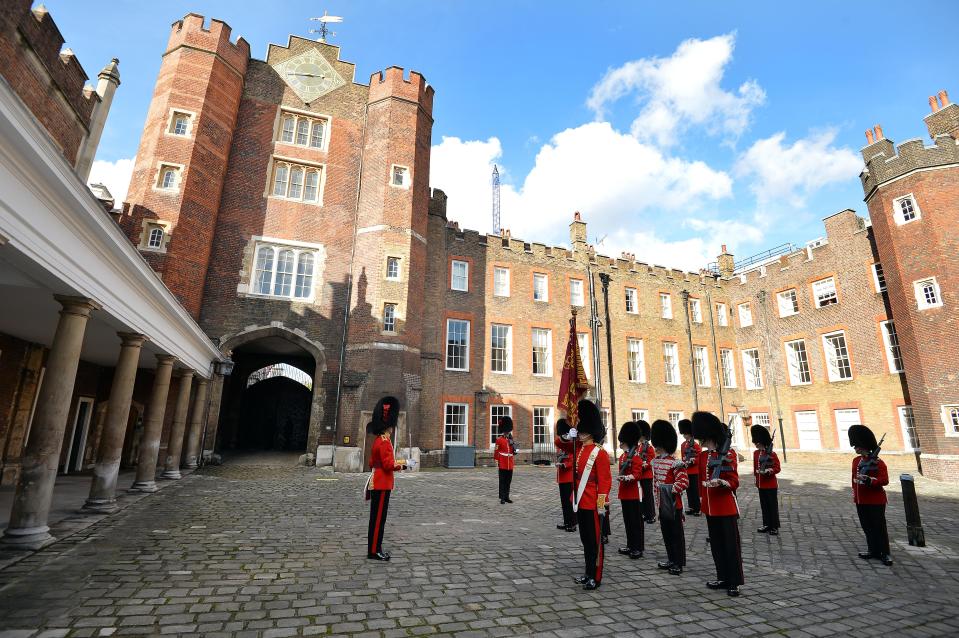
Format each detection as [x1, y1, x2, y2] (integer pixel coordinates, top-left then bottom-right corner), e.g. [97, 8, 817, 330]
[310, 120, 325, 148]
[304, 170, 319, 202]
[873, 263, 886, 293]
[532, 328, 551, 375]
[778, 290, 798, 316]
[253, 246, 274, 295]
[273, 249, 294, 296]
[663, 343, 679, 384]
[445, 404, 468, 446]
[383, 303, 396, 332]
[161, 169, 176, 188]
[288, 167, 304, 199]
[823, 332, 852, 381]
[661, 294, 672, 319]
[386, 257, 400, 279]
[281, 116, 295, 143]
[694, 346, 709, 386]
[899, 406, 918, 450]
[490, 406, 511, 445]
[813, 278, 838, 306]
[625, 288, 636, 313]
[491, 324, 511, 373]
[173, 115, 188, 135]
[786, 340, 811, 385]
[881, 321, 903, 373]
[451, 261, 468, 291]
[571, 280, 584, 306]
[533, 407, 553, 445]
[446, 319, 469, 370]
[738, 303, 753, 326]
[494, 267, 510, 296]
[272, 164, 289, 197]
[296, 118, 310, 145]
[717, 303, 727, 326]
[627, 338, 644, 382]
[743, 349, 763, 389]
[720, 349, 736, 388]
[294, 252, 314, 298]
[577, 333, 589, 379]
[691, 299, 702, 323]
[534, 274, 548, 301]
[148, 227, 163, 248]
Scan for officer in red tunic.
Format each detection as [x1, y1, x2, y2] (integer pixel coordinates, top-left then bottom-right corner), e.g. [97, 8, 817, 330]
[636, 420, 657, 524]
[678, 419, 702, 516]
[571, 400, 612, 590]
[848, 424, 893, 566]
[555, 418, 577, 532]
[366, 397, 407, 561]
[615, 421, 644, 558]
[651, 419, 688, 575]
[494, 416, 516, 504]
[751, 424, 781, 535]
[693, 411, 744, 597]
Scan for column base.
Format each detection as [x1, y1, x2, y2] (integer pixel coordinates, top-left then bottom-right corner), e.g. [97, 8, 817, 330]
[183, 459, 198, 470]
[129, 480, 158, 493]
[82, 498, 119, 514]
[1, 525, 55, 551]
[160, 470, 182, 480]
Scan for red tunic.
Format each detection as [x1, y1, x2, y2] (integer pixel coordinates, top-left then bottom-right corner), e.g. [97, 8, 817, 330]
[638, 442, 655, 480]
[494, 436, 515, 471]
[852, 456, 889, 505]
[652, 454, 689, 511]
[369, 435, 401, 491]
[555, 436, 574, 484]
[616, 449, 643, 500]
[752, 449, 781, 489]
[573, 443, 612, 510]
[697, 448, 740, 517]
[681, 439, 701, 475]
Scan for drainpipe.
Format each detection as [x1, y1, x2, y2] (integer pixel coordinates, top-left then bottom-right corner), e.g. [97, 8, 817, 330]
[586, 264, 603, 407]
[598, 273, 618, 446]
[681, 290, 699, 412]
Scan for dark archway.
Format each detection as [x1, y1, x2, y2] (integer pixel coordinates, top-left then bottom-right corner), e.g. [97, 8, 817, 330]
[237, 376, 311, 450]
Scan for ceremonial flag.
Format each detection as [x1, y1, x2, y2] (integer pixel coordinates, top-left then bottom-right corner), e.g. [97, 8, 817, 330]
[557, 309, 589, 426]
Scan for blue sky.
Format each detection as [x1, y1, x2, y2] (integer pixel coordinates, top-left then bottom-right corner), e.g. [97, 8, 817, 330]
[47, 0, 959, 269]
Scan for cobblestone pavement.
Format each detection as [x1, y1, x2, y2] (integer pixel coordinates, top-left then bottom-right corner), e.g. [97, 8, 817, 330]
[1, 454, 958, 637]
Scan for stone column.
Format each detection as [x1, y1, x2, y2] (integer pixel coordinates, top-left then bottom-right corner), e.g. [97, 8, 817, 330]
[201, 372, 225, 461]
[161, 370, 194, 479]
[130, 355, 176, 492]
[83, 332, 146, 513]
[2, 296, 98, 549]
[182, 377, 209, 469]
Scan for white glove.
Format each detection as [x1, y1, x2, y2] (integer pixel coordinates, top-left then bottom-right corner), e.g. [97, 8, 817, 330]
[406, 459, 417, 470]
[568, 428, 578, 438]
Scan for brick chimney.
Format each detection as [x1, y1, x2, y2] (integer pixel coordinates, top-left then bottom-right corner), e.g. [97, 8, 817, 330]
[569, 211, 588, 257]
[716, 244, 735, 278]
[925, 89, 959, 140]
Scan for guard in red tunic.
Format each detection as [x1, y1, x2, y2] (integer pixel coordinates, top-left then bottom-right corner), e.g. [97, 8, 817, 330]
[636, 420, 657, 524]
[678, 419, 702, 516]
[494, 416, 516, 504]
[651, 419, 688, 575]
[366, 397, 408, 561]
[693, 411, 744, 597]
[615, 421, 644, 558]
[848, 424, 893, 566]
[751, 424, 781, 535]
[555, 418, 577, 531]
[571, 400, 612, 590]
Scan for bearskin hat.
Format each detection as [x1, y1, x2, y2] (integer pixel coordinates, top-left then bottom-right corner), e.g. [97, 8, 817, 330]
[556, 418, 571, 437]
[692, 411, 725, 444]
[618, 421, 640, 447]
[498, 415, 514, 434]
[677, 418, 693, 436]
[651, 419, 678, 454]
[577, 399, 605, 442]
[751, 424, 773, 447]
[848, 424, 878, 451]
[636, 420, 651, 441]
[370, 396, 400, 435]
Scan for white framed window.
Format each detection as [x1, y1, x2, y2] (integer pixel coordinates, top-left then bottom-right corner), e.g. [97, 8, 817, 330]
[156, 164, 180, 190]
[693, 346, 710, 387]
[751, 413, 771, 429]
[944, 405, 959, 437]
[834, 408, 861, 449]
[777, 289, 799, 317]
[742, 348, 763, 390]
[898, 406, 918, 451]
[720, 349, 736, 388]
[570, 279, 585, 307]
[277, 112, 328, 150]
[168, 110, 193, 136]
[383, 303, 397, 333]
[450, 260, 469, 291]
[893, 194, 921, 225]
[822, 331, 853, 381]
[490, 324, 512, 374]
[533, 273, 549, 302]
[872, 263, 886, 293]
[270, 159, 324, 204]
[532, 328, 552, 376]
[667, 411, 683, 427]
[812, 277, 838, 307]
[914, 277, 942, 310]
[533, 407, 554, 446]
[386, 256, 401, 280]
[716, 302, 728, 327]
[663, 342, 680, 385]
[880, 321, 903, 373]
[493, 267, 510, 297]
[631, 409, 649, 423]
[738, 302, 753, 327]
[391, 164, 410, 189]
[625, 288, 638, 313]
[445, 319, 470, 371]
[444, 403, 468, 447]
[251, 243, 318, 301]
[627, 338, 645, 383]
[690, 298, 702, 324]
[785, 339, 812, 385]
[660, 293, 672, 319]
[147, 226, 164, 249]
[577, 333, 590, 379]
[490, 405, 512, 446]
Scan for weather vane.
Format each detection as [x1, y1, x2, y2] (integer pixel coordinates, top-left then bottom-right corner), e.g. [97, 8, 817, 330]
[309, 11, 343, 43]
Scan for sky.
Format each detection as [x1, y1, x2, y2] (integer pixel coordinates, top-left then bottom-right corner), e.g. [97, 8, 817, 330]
[46, 0, 959, 270]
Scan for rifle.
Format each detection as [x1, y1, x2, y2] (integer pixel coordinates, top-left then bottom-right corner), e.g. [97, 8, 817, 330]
[707, 417, 735, 482]
[758, 429, 777, 474]
[857, 433, 886, 484]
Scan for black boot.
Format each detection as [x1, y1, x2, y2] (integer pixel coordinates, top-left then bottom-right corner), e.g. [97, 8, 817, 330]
[573, 575, 589, 585]
[706, 580, 725, 589]
[617, 547, 631, 555]
[367, 552, 390, 561]
[583, 578, 600, 590]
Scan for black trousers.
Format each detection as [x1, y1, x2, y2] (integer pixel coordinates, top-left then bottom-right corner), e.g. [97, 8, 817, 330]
[620, 499, 644, 551]
[660, 511, 686, 567]
[685, 476, 701, 512]
[558, 483, 575, 527]
[640, 478, 655, 520]
[705, 515, 744, 586]
[758, 488, 780, 529]
[577, 508, 604, 582]
[498, 469, 513, 501]
[367, 489, 391, 555]
[856, 504, 890, 557]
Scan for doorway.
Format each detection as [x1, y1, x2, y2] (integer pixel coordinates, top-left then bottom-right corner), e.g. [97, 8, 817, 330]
[63, 397, 94, 473]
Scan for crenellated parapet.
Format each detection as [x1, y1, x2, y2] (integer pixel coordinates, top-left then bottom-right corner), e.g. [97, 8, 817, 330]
[165, 13, 250, 75]
[860, 132, 959, 198]
[368, 66, 434, 115]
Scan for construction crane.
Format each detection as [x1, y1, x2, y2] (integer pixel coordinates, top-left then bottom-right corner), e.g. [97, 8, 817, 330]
[491, 164, 501, 234]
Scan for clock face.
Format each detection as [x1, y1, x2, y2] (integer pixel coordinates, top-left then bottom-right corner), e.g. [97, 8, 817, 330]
[273, 50, 345, 103]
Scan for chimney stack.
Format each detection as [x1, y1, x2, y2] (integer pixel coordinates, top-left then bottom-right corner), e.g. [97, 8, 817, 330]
[865, 129, 875, 144]
[939, 89, 950, 107]
[929, 95, 941, 113]
[874, 124, 884, 140]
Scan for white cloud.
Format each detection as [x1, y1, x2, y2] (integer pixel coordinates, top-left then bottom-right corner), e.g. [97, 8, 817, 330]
[587, 33, 765, 147]
[735, 130, 861, 207]
[88, 157, 134, 205]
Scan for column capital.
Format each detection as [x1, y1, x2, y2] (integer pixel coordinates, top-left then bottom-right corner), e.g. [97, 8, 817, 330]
[155, 354, 177, 366]
[175, 368, 195, 379]
[195, 376, 210, 387]
[117, 332, 148, 347]
[53, 294, 101, 316]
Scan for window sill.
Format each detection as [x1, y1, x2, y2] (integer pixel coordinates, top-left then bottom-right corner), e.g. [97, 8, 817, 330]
[450, 288, 469, 293]
[491, 370, 512, 375]
[241, 291, 316, 304]
[532, 373, 553, 378]
[917, 304, 943, 311]
[779, 312, 799, 318]
[267, 194, 324, 206]
[445, 368, 470, 373]
[827, 378, 855, 383]
[533, 299, 549, 303]
[139, 246, 167, 254]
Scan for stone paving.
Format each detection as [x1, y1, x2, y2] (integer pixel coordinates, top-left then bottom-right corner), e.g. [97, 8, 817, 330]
[0, 453, 958, 637]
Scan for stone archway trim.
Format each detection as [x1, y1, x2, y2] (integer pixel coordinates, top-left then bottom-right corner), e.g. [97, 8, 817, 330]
[218, 323, 327, 368]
